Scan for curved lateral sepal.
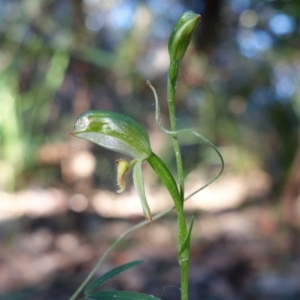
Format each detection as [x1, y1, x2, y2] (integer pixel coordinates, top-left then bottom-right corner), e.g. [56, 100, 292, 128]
[147, 81, 224, 201]
[133, 161, 152, 220]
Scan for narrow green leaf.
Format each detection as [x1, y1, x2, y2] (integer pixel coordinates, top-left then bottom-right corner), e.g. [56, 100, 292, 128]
[178, 216, 194, 257]
[84, 260, 144, 295]
[87, 290, 162, 300]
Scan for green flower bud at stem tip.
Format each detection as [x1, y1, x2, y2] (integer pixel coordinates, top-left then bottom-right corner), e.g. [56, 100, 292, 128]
[168, 11, 201, 62]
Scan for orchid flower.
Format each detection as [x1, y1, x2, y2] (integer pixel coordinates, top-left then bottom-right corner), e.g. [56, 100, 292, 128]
[71, 110, 180, 221]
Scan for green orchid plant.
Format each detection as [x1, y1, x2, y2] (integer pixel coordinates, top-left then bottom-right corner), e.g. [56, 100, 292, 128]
[69, 11, 224, 300]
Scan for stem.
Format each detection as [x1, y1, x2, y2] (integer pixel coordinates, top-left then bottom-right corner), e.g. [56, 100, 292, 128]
[168, 61, 185, 201]
[180, 258, 189, 300]
[168, 60, 189, 300]
[147, 153, 189, 300]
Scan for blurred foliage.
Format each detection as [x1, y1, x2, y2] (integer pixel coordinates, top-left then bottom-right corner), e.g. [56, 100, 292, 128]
[0, 0, 299, 192]
[1, 2, 300, 299]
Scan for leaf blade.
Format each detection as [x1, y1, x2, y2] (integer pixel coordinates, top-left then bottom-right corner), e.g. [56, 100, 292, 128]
[84, 260, 144, 295]
[87, 290, 162, 300]
[178, 216, 194, 258]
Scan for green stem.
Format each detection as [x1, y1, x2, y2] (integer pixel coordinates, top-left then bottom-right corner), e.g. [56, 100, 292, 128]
[167, 60, 190, 300]
[167, 60, 189, 300]
[168, 61, 185, 201]
[147, 152, 189, 300]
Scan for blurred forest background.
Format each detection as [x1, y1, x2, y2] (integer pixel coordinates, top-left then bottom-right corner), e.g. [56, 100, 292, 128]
[0, 0, 300, 299]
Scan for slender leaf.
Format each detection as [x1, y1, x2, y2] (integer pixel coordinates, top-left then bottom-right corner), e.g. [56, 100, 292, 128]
[84, 260, 144, 295]
[178, 216, 194, 257]
[87, 290, 162, 300]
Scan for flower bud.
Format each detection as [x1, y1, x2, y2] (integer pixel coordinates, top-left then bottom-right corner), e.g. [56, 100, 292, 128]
[72, 110, 152, 160]
[168, 11, 201, 62]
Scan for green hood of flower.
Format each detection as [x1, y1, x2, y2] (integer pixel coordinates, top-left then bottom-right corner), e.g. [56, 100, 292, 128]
[72, 110, 152, 160]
